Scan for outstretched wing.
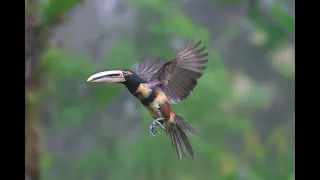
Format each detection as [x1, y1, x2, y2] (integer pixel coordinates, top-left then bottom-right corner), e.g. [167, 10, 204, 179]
[135, 56, 166, 82]
[135, 39, 208, 104]
[150, 40, 208, 104]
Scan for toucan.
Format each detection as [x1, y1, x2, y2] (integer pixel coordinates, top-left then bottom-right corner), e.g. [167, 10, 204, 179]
[87, 39, 208, 158]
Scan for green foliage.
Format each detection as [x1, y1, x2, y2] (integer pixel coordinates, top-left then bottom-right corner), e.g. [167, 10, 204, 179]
[43, 48, 91, 80]
[42, 0, 83, 24]
[105, 42, 140, 69]
[43, 152, 54, 168]
[76, 151, 108, 171]
[270, 0, 295, 32]
[249, 1, 294, 49]
[217, 0, 246, 4]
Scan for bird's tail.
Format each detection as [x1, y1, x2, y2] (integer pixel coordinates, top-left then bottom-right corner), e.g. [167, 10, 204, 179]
[166, 115, 199, 159]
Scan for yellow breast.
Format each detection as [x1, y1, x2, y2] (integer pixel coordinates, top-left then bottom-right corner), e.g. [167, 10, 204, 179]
[135, 83, 152, 100]
[146, 89, 169, 119]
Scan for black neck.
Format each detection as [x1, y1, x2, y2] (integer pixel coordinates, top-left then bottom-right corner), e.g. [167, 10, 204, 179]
[122, 75, 146, 95]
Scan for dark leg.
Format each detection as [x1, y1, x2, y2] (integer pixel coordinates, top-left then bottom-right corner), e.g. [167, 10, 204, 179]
[149, 117, 165, 136]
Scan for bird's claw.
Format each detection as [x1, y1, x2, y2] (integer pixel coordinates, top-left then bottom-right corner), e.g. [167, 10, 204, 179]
[149, 117, 165, 136]
[149, 124, 156, 136]
[149, 128, 161, 136]
[149, 123, 162, 136]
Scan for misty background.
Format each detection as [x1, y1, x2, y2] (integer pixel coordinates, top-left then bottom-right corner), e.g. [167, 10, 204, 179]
[25, 0, 295, 179]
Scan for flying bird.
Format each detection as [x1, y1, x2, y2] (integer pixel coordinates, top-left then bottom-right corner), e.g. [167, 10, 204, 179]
[87, 39, 208, 158]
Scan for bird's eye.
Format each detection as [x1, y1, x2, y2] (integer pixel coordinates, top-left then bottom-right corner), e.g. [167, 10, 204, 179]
[123, 71, 132, 76]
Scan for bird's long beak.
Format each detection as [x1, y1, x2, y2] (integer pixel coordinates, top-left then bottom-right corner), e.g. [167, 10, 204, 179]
[87, 70, 125, 83]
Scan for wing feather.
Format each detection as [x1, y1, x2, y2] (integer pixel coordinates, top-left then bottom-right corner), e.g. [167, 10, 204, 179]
[150, 39, 208, 104]
[135, 39, 208, 104]
[135, 56, 166, 82]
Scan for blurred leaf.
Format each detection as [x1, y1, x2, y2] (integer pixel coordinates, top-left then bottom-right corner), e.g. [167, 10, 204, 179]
[247, 170, 265, 180]
[26, 91, 38, 105]
[233, 82, 275, 109]
[131, 0, 168, 10]
[289, 174, 295, 180]
[270, 44, 295, 78]
[54, 104, 88, 128]
[105, 42, 139, 69]
[266, 125, 290, 154]
[219, 152, 237, 177]
[244, 131, 266, 161]
[249, 4, 293, 47]
[92, 86, 123, 106]
[76, 151, 106, 171]
[249, 29, 268, 46]
[277, 65, 295, 78]
[42, 0, 82, 24]
[217, 0, 246, 4]
[43, 48, 92, 80]
[227, 25, 240, 40]
[270, 1, 295, 32]
[43, 153, 54, 168]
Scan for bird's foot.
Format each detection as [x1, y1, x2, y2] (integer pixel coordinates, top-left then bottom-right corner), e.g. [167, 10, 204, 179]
[149, 117, 165, 136]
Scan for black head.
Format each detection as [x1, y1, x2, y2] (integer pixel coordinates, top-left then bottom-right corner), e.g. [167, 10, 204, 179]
[87, 69, 146, 94]
[120, 69, 146, 94]
[120, 69, 144, 83]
